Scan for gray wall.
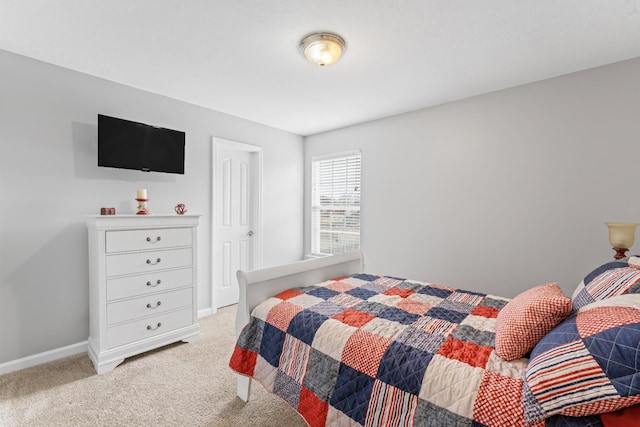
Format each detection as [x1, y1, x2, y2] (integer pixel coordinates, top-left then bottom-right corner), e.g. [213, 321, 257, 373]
[305, 57, 640, 298]
[0, 50, 304, 364]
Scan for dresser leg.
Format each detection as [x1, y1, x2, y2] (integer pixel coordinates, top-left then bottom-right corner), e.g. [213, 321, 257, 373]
[182, 332, 200, 342]
[94, 358, 125, 374]
[181, 333, 201, 344]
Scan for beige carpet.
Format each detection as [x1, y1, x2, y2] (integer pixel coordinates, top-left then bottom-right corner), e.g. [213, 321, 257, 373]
[0, 305, 308, 427]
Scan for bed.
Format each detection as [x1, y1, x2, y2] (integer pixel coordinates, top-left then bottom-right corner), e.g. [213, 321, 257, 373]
[229, 250, 640, 426]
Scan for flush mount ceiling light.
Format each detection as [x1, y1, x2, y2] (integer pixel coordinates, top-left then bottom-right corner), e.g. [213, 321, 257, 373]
[299, 32, 346, 67]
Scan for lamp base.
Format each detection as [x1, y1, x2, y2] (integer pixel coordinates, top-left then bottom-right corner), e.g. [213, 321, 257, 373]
[613, 247, 629, 260]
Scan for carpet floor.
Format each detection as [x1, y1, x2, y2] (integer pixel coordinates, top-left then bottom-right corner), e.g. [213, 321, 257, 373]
[0, 305, 308, 427]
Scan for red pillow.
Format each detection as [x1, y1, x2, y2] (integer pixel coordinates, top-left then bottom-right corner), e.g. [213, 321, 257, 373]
[600, 404, 640, 426]
[494, 283, 572, 361]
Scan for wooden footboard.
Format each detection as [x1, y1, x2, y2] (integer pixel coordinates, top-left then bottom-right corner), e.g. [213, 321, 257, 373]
[234, 250, 364, 401]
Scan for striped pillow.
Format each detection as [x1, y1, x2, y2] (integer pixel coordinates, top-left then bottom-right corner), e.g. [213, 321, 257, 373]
[572, 257, 640, 310]
[494, 283, 572, 361]
[523, 295, 640, 424]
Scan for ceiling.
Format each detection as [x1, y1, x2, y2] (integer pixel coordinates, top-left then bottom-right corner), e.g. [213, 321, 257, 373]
[2, 1, 640, 136]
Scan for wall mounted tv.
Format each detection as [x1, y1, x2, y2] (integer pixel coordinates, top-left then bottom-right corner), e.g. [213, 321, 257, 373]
[98, 114, 185, 174]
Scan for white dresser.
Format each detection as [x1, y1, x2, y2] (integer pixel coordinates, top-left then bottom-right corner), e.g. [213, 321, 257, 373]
[86, 214, 200, 374]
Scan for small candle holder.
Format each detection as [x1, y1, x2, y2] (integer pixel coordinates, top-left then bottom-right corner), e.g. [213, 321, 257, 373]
[136, 198, 151, 215]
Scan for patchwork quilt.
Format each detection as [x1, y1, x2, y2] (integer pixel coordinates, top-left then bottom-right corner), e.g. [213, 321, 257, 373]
[230, 274, 605, 427]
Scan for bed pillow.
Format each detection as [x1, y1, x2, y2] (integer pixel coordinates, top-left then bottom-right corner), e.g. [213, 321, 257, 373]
[571, 256, 640, 310]
[523, 294, 640, 424]
[494, 283, 572, 361]
[600, 404, 640, 427]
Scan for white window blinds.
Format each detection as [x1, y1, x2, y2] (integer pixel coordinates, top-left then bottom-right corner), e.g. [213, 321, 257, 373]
[311, 152, 361, 255]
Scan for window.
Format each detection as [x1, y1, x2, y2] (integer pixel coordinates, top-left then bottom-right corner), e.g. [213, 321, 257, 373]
[311, 151, 361, 255]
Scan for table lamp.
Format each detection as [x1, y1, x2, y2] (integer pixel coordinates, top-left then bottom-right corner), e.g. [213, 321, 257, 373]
[606, 222, 639, 259]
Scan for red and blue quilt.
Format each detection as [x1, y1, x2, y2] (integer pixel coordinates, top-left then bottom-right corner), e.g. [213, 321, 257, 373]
[230, 274, 605, 426]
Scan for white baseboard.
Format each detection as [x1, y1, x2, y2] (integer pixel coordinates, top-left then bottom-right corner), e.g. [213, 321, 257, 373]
[198, 307, 214, 318]
[1, 308, 216, 376]
[0, 341, 88, 376]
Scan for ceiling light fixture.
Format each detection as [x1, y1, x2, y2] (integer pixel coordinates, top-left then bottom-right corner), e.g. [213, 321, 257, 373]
[299, 32, 346, 67]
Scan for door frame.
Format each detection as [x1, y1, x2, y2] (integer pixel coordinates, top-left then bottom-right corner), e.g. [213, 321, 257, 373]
[211, 137, 263, 312]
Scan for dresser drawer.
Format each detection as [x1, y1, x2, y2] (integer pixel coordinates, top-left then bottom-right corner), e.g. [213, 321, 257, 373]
[107, 288, 193, 325]
[106, 228, 192, 253]
[106, 247, 192, 277]
[107, 268, 193, 301]
[106, 307, 194, 349]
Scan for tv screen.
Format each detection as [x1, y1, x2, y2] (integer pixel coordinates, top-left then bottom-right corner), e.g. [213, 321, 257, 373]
[98, 114, 185, 174]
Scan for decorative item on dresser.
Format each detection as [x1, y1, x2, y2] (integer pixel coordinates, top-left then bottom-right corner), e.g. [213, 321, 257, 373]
[86, 214, 200, 374]
[135, 188, 151, 215]
[175, 203, 187, 215]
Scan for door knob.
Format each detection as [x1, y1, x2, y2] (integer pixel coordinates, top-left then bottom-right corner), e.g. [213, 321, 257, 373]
[247, 231, 254, 236]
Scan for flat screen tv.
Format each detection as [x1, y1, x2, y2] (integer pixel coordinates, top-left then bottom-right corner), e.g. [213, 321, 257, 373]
[98, 114, 185, 174]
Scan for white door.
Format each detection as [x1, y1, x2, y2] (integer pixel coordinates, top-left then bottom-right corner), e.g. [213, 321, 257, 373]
[214, 140, 261, 308]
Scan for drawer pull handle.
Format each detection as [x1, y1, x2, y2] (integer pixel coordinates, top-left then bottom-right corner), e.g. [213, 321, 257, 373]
[146, 280, 162, 287]
[146, 301, 162, 309]
[146, 236, 162, 243]
[147, 322, 162, 331]
[146, 258, 161, 265]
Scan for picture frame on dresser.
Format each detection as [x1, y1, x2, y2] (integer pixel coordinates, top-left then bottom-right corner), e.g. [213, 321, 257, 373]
[86, 214, 201, 374]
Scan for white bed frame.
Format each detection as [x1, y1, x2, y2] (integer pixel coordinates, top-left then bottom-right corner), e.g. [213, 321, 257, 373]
[234, 250, 365, 401]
